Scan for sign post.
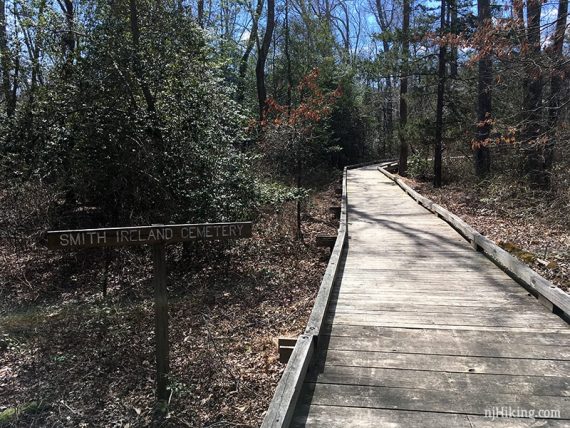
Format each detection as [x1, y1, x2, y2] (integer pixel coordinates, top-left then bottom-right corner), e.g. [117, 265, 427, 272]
[152, 243, 169, 403]
[47, 222, 252, 407]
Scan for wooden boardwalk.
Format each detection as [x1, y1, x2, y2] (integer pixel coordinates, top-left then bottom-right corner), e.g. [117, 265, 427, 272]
[289, 165, 570, 427]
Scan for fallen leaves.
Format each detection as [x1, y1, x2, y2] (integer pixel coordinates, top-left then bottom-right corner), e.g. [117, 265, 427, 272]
[0, 182, 340, 427]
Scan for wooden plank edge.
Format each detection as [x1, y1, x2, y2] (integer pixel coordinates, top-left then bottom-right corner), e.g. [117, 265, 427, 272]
[377, 166, 570, 320]
[261, 334, 314, 428]
[262, 161, 398, 428]
[305, 167, 348, 337]
[345, 158, 398, 170]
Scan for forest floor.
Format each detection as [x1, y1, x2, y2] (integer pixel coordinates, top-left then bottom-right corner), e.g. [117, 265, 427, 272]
[405, 177, 570, 292]
[0, 181, 340, 427]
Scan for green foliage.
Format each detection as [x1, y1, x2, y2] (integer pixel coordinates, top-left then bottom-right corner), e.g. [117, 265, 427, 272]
[257, 181, 309, 205]
[2, 1, 257, 227]
[407, 152, 431, 180]
[0, 402, 43, 424]
[329, 72, 374, 166]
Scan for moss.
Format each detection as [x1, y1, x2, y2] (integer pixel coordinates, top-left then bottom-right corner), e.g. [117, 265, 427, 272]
[499, 241, 537, 264]
[0, 402, 43, 425]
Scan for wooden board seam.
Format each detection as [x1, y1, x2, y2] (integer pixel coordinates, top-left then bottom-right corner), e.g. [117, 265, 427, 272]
[377, 166, 570, 320]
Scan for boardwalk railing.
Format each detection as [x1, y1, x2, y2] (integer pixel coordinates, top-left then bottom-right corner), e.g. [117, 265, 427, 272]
[262, 161, 569, 427]
[261, 170, 348, 428]
[378, 166, 570, 320]
[261, 160, 396, 427]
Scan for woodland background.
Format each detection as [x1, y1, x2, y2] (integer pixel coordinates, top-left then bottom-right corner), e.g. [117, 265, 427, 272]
[0, 0, 569, 425]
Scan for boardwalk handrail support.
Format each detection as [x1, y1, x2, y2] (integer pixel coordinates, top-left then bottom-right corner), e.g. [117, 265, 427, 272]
[261, 159, 396, 428]
[377, 165, 570, 320]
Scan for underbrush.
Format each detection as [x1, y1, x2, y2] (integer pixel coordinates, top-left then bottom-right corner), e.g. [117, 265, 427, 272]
[0, 177, 340, 426]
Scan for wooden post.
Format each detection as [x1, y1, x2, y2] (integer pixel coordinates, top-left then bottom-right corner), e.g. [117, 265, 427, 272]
[152, 243, 169, 405]
[102, 248, 110, 298]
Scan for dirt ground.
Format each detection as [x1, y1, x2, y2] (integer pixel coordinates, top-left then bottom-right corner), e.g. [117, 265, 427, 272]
[0, 184, 340, 427]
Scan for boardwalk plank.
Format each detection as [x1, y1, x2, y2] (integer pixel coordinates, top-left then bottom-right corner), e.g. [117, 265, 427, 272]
[288, 165, 569, 427]
[322, 334, 570, 359]
[298, 383, 570, 418]
[326, 324, 570, 345]
[322, 349, 570, 376]
[293, 405, 570, 427]
[306, 366, 570, 397]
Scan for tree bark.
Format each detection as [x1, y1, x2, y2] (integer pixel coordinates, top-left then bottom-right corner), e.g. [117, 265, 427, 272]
[197, 0, 204, 27]
[55, 0, 75, 78]
[523, 0, 545, 186]
[434, 0, 447, 187]
[28, 0, 46, 106]
[255, 0, 274, 121]
[475, 0, 492, 177]
[237, 0, 264, 102]
[285, 0, 292, 112]
[543, 0, 568, 172]
[59, 0, 75, 55]
[0, 0, 14, 117]
[449, 0, 458, 78]
[398, 0, 410, 176]
[374, 0, 394, 148]
[548, 0, 568, 128]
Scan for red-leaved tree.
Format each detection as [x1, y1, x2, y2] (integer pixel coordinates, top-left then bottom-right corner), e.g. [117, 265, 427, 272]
[260, 68, 341, 239]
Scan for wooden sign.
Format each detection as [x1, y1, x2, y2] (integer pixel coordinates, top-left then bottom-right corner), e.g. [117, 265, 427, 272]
[47, 222, 252, 249]
[46, 221, 252, 408]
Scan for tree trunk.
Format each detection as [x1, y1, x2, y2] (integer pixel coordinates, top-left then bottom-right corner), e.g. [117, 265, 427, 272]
[449, 0, 458, 78]
[60, 0, 75, 77]
[129, 0, 167, 221]
[0, 0, 14, 117]
[523, 0, 545, 186]
[28, 0, 46, 107]
[475, 0, 492, 177]
[295, 151, 302, 241]
[197, 0, 204, 27]
[237, 0, 264, 102]
[433, 0, 447, 187]
[61, 0, 75, 56]
[545, 0, 568, 169]
[398, 0, 410, 176]
[129, 0, 158, 121]
[285, 0, 292, 112]
[255, 0, 274, 121]
[374, 0, 394, 147]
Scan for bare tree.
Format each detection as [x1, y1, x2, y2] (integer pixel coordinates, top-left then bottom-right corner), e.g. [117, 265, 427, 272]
[474, 0, 492, 176]
[373, 0, 395, 149]
[237, 0, 264, 102]
[434, 0, 447, 187]
[523, 0, 545, 186]
[398, 0, 410, 176]
[0, 0, 15, 117]
[547, 0, 568, 129]
[255, 0, 274, 121]
[57, 0, 75, 58]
